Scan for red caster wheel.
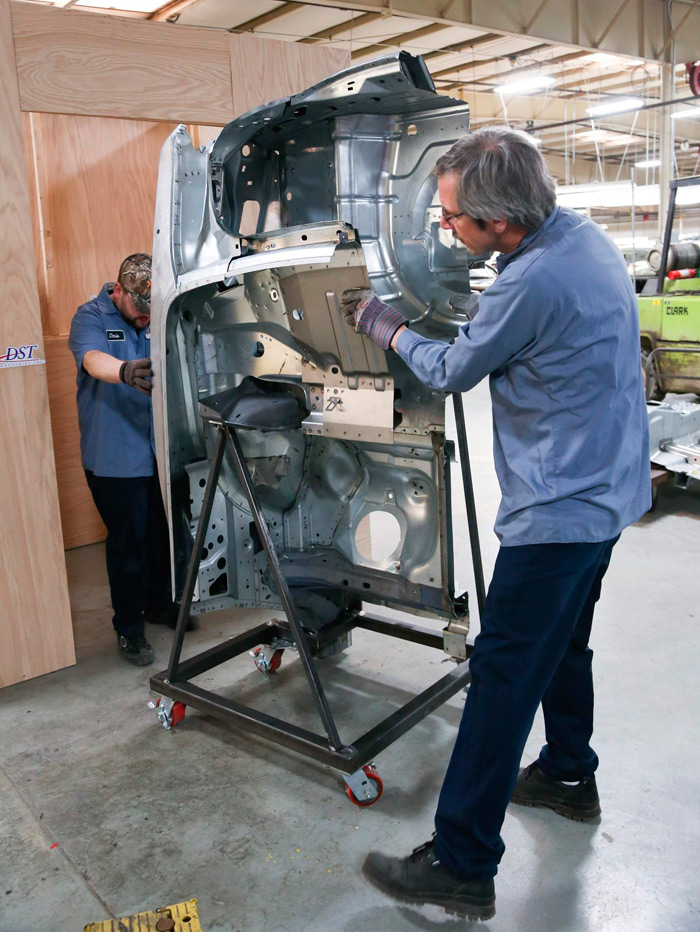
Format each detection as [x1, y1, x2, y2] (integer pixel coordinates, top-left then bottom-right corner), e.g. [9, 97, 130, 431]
[149, 696, 186, 730]
[345, 764, 384, 807]
[170, 701, 186, 727]
[251, 645, 283, 676]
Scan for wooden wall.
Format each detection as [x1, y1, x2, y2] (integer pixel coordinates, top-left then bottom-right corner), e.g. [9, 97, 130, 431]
[11, 3, 350, 122]
[22, 114, 179, 548]
[1, 0, 348, 685]
[0, 0, 74, 687]
[12, 2, 349, 554]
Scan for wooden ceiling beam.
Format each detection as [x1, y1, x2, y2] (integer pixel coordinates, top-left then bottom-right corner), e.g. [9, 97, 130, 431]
[148, 0, 202, 22]
[431, 42, 550, 81]
[350, 22, 447, 61]
[230, 3, 298, 34]
[437, 50, 593, 91]
[421, 33, 502, 63]
[298, 11, 386, 44]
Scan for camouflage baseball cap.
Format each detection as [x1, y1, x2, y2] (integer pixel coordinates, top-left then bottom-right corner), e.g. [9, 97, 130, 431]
[118, 253, 151, 314]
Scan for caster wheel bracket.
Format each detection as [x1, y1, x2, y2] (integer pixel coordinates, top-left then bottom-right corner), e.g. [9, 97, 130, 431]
[344, 763, 383, 806]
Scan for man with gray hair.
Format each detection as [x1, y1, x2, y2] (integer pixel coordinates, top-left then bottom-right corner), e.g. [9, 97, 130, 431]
[345, 127, 650, 920]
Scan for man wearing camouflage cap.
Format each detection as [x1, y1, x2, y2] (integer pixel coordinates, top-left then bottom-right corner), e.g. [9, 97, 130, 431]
[69, 254, 195, 666]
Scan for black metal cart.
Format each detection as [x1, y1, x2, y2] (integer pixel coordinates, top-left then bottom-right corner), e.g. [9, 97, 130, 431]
[149, 386, 484, 805]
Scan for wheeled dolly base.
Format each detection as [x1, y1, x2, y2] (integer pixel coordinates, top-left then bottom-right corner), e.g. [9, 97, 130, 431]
[150, 393, 482, 805]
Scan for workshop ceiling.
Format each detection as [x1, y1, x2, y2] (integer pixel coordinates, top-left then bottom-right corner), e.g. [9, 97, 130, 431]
[22, 0, 700, 178]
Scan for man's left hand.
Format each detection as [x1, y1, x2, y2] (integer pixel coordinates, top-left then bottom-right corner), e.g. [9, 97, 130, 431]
[341, 288, 408, 351]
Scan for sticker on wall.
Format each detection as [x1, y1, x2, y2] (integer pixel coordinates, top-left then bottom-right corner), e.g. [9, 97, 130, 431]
[0, 344, 46, 370]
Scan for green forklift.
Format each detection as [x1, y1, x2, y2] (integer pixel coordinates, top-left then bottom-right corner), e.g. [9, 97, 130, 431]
[637, 175, 700, 499]
[638, 175, 700, 400]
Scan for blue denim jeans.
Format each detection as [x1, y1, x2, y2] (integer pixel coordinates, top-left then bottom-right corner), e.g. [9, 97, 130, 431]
[433, 537, 618, 879]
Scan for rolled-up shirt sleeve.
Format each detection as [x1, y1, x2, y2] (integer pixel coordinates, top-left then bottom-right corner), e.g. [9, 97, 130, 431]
[69, 306, 111, 372]
[394, 275, 546, 392]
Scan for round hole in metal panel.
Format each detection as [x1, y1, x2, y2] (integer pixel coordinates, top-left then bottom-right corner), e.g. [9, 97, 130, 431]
[355, 511, 401, 562]
[407, 124, 418, 136]
[252, 341, 265, 357]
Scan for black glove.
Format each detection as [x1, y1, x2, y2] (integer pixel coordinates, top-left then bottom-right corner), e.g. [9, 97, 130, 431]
[119, 357, 153, 396]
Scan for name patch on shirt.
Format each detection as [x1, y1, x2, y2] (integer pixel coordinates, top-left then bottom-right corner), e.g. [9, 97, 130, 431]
[106, 329, 125, 341]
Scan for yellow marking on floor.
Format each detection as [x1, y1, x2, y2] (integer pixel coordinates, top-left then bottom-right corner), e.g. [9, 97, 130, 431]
[85, 897, 202, 932]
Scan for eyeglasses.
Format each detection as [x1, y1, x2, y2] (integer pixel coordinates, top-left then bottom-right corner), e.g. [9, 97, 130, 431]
[441, 207, 466, 226]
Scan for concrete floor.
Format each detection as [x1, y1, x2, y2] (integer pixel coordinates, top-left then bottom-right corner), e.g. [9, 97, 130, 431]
[1, 379, 699, 932]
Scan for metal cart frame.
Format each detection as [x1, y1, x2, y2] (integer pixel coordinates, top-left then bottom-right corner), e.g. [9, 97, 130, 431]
[150, 392, 484, 795]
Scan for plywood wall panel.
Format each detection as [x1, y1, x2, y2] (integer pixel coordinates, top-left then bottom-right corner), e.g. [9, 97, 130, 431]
[26, 116, 227, 550]
[20, 112, 50, 334]
[11, 2, 234, 124]
[229, 33, 350, 115]
[24, 113, 176, 551]
[0, 0, 74, 687]
[30, 113, 175, 337]
[45, 337, 106, 551]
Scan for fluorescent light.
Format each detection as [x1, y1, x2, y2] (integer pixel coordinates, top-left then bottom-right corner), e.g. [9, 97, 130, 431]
[581, 53, 619, 64]
[577, 129, 611, 141]
[556, 182, 700, 209]
[75, 0, 165, 10]
[634, 159, 661, 168]
[557, 183, 635, 208]
[672, 107, 700, 119]
[601, 133, 637, 146]
[492, 75, 555, 95]
[587, 97, 644, 116]
[576, 129, 637, 146]
[614, 236, 655, 247]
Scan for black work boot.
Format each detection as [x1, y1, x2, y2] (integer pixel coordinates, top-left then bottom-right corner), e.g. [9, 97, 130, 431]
[117, 634, 155, 666]
[362, 838, 496, 921]
[145, 603, 199, 632]
[511, 762, 601, 821]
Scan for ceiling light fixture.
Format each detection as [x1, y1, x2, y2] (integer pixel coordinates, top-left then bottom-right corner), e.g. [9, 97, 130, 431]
[556, 182, 700, 209]
[587, 97, 644, 116]
[492, 75, 555, 95]
[577, 129, 611, 140]
[672, 107, 700, 119]
[634, 159, 662, 168]
[581, 53, 619, 64]
[601, 134, 637, 146]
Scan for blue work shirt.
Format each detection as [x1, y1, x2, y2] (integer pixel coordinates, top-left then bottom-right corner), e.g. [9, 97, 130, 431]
[395, 206, 651, 546]
[68, 284, 155, 478]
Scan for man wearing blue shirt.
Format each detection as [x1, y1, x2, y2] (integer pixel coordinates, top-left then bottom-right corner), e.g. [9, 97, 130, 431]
[69, 254, 193, 667]
[348, 128, 650, 921]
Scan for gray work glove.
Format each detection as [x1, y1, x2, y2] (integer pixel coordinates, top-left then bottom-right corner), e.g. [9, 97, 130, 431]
[340, 288, 408, 351]
[119, 357, 153, 396]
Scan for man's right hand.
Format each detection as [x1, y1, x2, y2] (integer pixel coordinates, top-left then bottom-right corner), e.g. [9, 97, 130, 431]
[341, 288, 408, 351]
[119, 357, 153, 396]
